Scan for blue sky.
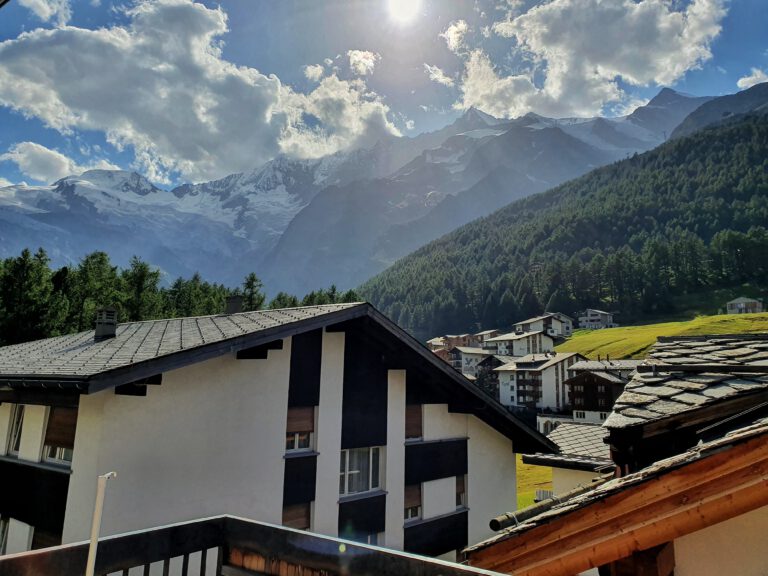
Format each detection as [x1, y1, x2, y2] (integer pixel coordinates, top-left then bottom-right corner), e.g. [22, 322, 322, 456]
[0, 0, 766, 187]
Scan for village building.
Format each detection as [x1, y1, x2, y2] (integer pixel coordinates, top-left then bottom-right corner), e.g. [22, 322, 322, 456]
[577, 309, 618, 330]
[565, 359, 642, 424]
[473, 329, 500, 347]
[482, 331, 555, 357]
[447, 346, 492, 378]
[726, 296, 764, 314]
[0, 303, 554, 561]
[495, 352, 585, 412]
[464, 334, 768, 576]
[512, 313, 573, 338]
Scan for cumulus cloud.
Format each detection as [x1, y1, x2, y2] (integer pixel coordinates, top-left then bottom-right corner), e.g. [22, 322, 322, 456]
[18, 0, 71, 26]
[0, 0, 398, 183]
[462, 0, 727, 117]
[347, 50, 380, 76]
[440, 20, 469, 54]
[0, 141, 119, 184]
[0, 177, 13, 187]
[304, 64, 325, 82]
[424, 63, 455, 87]
[737, 68, 768, 89]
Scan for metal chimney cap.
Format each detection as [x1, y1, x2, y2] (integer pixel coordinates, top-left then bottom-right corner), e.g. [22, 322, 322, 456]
[94, 307, 118, 341]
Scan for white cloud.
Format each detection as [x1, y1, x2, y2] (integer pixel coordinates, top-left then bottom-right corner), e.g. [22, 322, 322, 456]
[405, 119, 415, 130]
[440, 20, 469, 54]
[0, 177, 13, 187]
[0, 1, 398, 183]
[18, 0, 71, 26]
[472, 0, 727, 117]
[737, 68, 768, 89]
[0, 141, 119, 184]
[347, 50, 380, 76]
[304, 64, 324, 82]
[424, 63, 454, 87]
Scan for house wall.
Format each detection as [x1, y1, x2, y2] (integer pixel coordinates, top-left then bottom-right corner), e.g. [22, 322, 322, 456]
[499, 373, 515, 407]
[384, 369, 406, 549]
[674, 504, 768, 576]
[63, 338, 293, 543]
[552, 468, 599, 495]
[18, 405, 47, 462]
[0, 403, 12, 455]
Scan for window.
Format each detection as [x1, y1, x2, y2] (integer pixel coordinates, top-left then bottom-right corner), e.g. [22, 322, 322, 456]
[282, 502, 311, 530]
[405, 404, 422, 440]
[404, 483, 421, 521]
[456, 475, 467, 509]
[7, 405, 24, 456]
[574, 411, 586, 419]
[598, 398, 607, 407]
[286, 407, 315, 452]
[339, 447, 382, 496]
[597, 384, 607, 393]
[43, 407, 77, 465]
[573, 384, 584, 392]
[600, 412, 609, 420]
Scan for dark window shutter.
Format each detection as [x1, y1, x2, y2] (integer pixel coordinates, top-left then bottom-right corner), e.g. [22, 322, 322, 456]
[282, 502, 311, 530]
[405, 405, 422, 439]
[286, 407, 314, 433]
[44, 407, 77, 449]
[404, 484, 421, 509]
[456, 474, 465, 495]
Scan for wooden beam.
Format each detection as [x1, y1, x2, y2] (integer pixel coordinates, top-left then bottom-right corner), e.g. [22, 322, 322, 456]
[236, 340, 283, 360]
[0, 389, 80, 408]
[115, 384, 147, 397]
[468, 433, 768, 576]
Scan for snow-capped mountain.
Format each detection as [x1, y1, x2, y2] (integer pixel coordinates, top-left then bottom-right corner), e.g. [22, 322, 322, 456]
[0, 87, 720, 293]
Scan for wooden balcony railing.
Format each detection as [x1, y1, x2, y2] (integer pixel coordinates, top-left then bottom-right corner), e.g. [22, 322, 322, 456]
[0, 515, 502, 576]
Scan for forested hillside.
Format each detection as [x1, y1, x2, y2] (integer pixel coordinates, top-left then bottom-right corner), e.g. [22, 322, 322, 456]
[360, 114, 768, 339]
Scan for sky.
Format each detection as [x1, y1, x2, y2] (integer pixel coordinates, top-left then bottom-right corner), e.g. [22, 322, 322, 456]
[0, 0, 766, 188]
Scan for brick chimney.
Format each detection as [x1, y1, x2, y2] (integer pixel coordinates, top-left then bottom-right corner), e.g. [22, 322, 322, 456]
[94, 307, 117, 341]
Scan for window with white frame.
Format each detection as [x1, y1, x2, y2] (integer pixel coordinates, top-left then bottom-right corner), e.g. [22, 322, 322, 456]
[339, 447, 383, 496]
[42, 407, 77, 465]
[6, 405, 24, 456]
[574, 410, 586, 419]
[404, 484, 421, 521]
[285, 407, 315, 453]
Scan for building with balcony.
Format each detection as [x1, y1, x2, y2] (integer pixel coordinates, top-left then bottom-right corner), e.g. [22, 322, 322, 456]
[577, 309, 618, 330]
[495, 352, 585, 411]
[0, 303, 553, 561]
[512, 313, 573, 338]
[482, 331, 555, 357]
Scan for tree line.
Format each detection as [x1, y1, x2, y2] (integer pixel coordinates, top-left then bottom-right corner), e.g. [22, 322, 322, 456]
[360, 113, 768, 339]
[0, 249, 358, 345]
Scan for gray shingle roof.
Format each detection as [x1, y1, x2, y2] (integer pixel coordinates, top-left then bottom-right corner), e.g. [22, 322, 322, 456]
[0, 304, 363, 380]
[569, 360, 643, 372]
[604, 335, 768, 429]
[523, 422, 612, 471]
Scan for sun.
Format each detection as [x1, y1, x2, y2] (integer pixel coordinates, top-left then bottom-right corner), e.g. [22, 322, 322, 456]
[387, 0, 422, 25]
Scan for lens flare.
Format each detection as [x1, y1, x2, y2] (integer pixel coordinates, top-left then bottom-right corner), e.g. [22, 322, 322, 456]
[387, 0, 421, 25]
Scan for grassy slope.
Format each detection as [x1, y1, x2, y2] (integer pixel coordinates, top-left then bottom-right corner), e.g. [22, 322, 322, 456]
[516, 454, 553, 509]
[556, 312, 768, 359]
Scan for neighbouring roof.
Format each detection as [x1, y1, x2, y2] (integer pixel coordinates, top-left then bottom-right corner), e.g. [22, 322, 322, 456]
[569, 360, 643, 372]
[452, 346, 490, 355]
[496, 352, 580, 372]
[475, 329, 499, 336]
[426, 336, 446, 345]
[486, 330, 546, 343]
[513, 314, 555, 326]
[604, 335, 768, 429]
[524, 422, 612, 472]
[580, 309, 611, 316]
[566, 371, 626, 385]
[465, 417, 768, 569]
[0, 302, 557, 453]
[728, 296, 762, 304]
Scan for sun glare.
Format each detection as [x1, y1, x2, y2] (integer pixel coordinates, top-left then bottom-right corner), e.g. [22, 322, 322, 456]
[387, 0, 422, 25]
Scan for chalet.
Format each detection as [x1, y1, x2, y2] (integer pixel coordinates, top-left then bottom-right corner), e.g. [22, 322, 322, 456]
[426, 336, 446, 351]
[565, 359, 642, 424]
[483, 331, 555, 357]
[473, 329, 500, 346]
[577, 309, 617, 330]
[513, 313, 573, 338]
[464, 334, 768, 576]
[474, 355, 515, 401]
[726, 296, 764, 314]
[0, 303, 554, 561]
[495, 352, 585, 411]
[522, 422, 612, 496]
[448, 346, 492, 378]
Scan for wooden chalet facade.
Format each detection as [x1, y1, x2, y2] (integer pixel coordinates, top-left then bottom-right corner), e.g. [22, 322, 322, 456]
[0, 303, 554, 561]
[565, 360, 641, 424]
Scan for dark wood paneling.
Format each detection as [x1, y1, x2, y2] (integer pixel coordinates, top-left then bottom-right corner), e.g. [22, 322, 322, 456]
[288, 329, 322, 407]
[405, 439, 467, 485]
[0, 459, 69, 534]
[236, 339, 283, 360]
[338, 493, 386, 538]
[43, 407, 77, 449]
[286, 407, 314, 433]
[341, 326, 387, 449]
[405, 405, 423, 439]
[282, 455, 317, 506]
[404, 510, 468, 557]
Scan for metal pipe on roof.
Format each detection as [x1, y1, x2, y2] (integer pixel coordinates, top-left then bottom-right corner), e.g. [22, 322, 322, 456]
[489, 473, 613, 531]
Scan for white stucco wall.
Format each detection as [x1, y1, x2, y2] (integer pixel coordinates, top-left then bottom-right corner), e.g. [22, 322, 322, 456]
[313, 330, 345, 537]
[5, 519, 33, 555]
[498, 374, 514, 407]
[540, 366, 557, 410]
[674, 504, 768, 576]
[385, 369, 406, 549]
[552, 468, 599, 495]
[18, 405, 46, 462]
[422, 404, 468, 441]
[63, 338, 293, 543]
[422, 476, 456, 520]
[0, 403, 12, 456]
[467, 416, 516, 546]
